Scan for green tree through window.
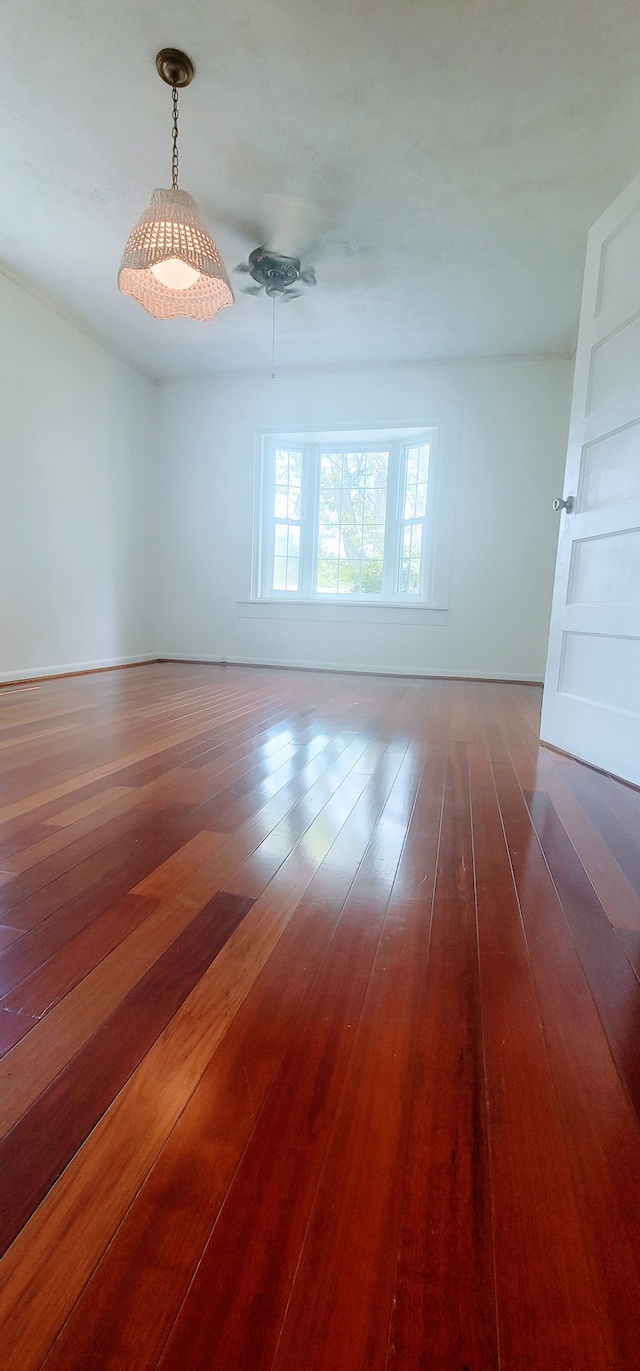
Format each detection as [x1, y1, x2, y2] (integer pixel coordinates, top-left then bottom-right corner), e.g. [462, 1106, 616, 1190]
[317, 450, 388, 595]
[258, 431, 440, 604]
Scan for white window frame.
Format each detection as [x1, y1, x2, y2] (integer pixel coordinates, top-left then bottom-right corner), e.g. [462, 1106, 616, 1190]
[247, 419, 461, 618]
[255, 430, 444, 605]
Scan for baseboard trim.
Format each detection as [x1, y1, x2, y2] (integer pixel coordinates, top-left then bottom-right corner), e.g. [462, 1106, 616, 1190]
[0, 652, 545, 691]
[157, 653, 544, 687]
[0, 655, 159, 689]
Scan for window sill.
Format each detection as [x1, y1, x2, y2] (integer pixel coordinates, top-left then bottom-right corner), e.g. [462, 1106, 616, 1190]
[237, 599, 448, 626]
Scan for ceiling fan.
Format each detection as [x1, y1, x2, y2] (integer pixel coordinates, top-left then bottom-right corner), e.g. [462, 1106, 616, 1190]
[233, 247, 317, 301]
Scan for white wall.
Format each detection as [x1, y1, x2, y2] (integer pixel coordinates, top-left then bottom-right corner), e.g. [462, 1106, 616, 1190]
[0, 287, 571, 687]
[0, 272, 157, 681]
[156, 358, 572, 681]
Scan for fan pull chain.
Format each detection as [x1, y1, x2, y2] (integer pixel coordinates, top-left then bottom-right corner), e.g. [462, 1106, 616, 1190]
[171, 85, 179, 189]
[271, 293, 277, 380]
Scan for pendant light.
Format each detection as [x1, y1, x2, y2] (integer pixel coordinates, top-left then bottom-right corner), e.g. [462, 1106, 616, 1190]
[118, 49, 234, 321]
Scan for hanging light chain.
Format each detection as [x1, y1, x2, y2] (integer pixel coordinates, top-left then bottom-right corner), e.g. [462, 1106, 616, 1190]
[171, 85, 179, 189]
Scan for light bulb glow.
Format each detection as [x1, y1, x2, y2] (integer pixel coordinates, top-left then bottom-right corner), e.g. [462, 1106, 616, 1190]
[150, 257, 201, 290]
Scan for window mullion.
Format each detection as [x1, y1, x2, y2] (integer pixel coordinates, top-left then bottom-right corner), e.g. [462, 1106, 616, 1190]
[299, 444, 316, 596]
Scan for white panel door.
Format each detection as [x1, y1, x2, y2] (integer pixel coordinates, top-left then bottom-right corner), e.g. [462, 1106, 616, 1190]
[541, 170, 640, 787]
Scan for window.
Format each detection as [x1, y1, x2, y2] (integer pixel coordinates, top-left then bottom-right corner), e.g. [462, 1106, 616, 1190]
[256, 430, 442, 605]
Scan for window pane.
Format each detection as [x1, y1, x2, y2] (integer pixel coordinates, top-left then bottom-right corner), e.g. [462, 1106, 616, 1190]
[318, 523, 341, 557]
[274, 523, 288, 557]
[343, 488, 364, 523]
[273, 555, 287, 590]
[274, 450, 302, 520]
[275, 487, 289, 518]
[317, 558, 339, 593]
[316, 449, 389, 595]
[404, 444, 430, 521]
[275, 450, 289, 482]
[400, 522, 423, 595]
[361, 558, 383, 594]
[272, 521, 300, 591]
[415, 482, 428, 519]
[275, 448, 302, 485]
[320, 491, 340, 523]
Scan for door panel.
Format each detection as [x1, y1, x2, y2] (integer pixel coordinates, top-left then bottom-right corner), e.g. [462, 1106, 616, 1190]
[559, 632, 640, 715]
[541, 170, 640, 786]
[597, 207, 640, 318]
[568, 528, 640, 604]
[587, 313, 640, 416]
[579, 422, 640, 509]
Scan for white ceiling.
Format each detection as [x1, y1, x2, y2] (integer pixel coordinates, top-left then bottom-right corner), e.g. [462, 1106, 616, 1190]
[2, 0, 640, 380]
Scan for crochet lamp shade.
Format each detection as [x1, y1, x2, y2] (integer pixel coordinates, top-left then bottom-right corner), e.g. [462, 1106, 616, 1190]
[118, 187, 234, 321]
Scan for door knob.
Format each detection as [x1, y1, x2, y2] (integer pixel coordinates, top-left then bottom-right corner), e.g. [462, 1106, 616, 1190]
[553, 495, 574, 513]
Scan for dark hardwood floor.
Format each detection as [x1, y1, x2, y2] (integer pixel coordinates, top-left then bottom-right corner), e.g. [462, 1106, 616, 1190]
[0, 661, 639, 1369]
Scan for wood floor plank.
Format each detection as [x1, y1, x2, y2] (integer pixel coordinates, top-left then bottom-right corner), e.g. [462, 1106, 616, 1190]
[553, 753, 640, 897]
[599, 770, 640, 836]
[0, 735, 380, 1370]
[0, 706, 287, 825]
[0, 925, 22, 951]
[0, 665, 638, 1371]
[2, 892, 159, 1021]
[0, 730, 372, 1138]
[0, 887, 206, 1138]
[269, 746, 445, 1371]
[0, 841, 178, 1000]
[0, 823, 176, 926]
[387, 743, 499, 1371]
[0, 823, 57, 863]
[0, 889, 254, 1257]
[534, 748, 640, 931]
[39, 739, 408, 1371]
[157, 746, 424, 1371]
[43, 785, 136, 828]
[488, 726, 640, 1369]
[0, 788, 170, 873]
[471, 748, 608, 1369]
[130, 830, 226, 900]
[526, 788, 640, 1124]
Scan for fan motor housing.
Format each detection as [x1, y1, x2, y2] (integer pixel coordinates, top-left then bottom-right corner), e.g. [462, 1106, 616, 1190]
[248, 247, 301, 296]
